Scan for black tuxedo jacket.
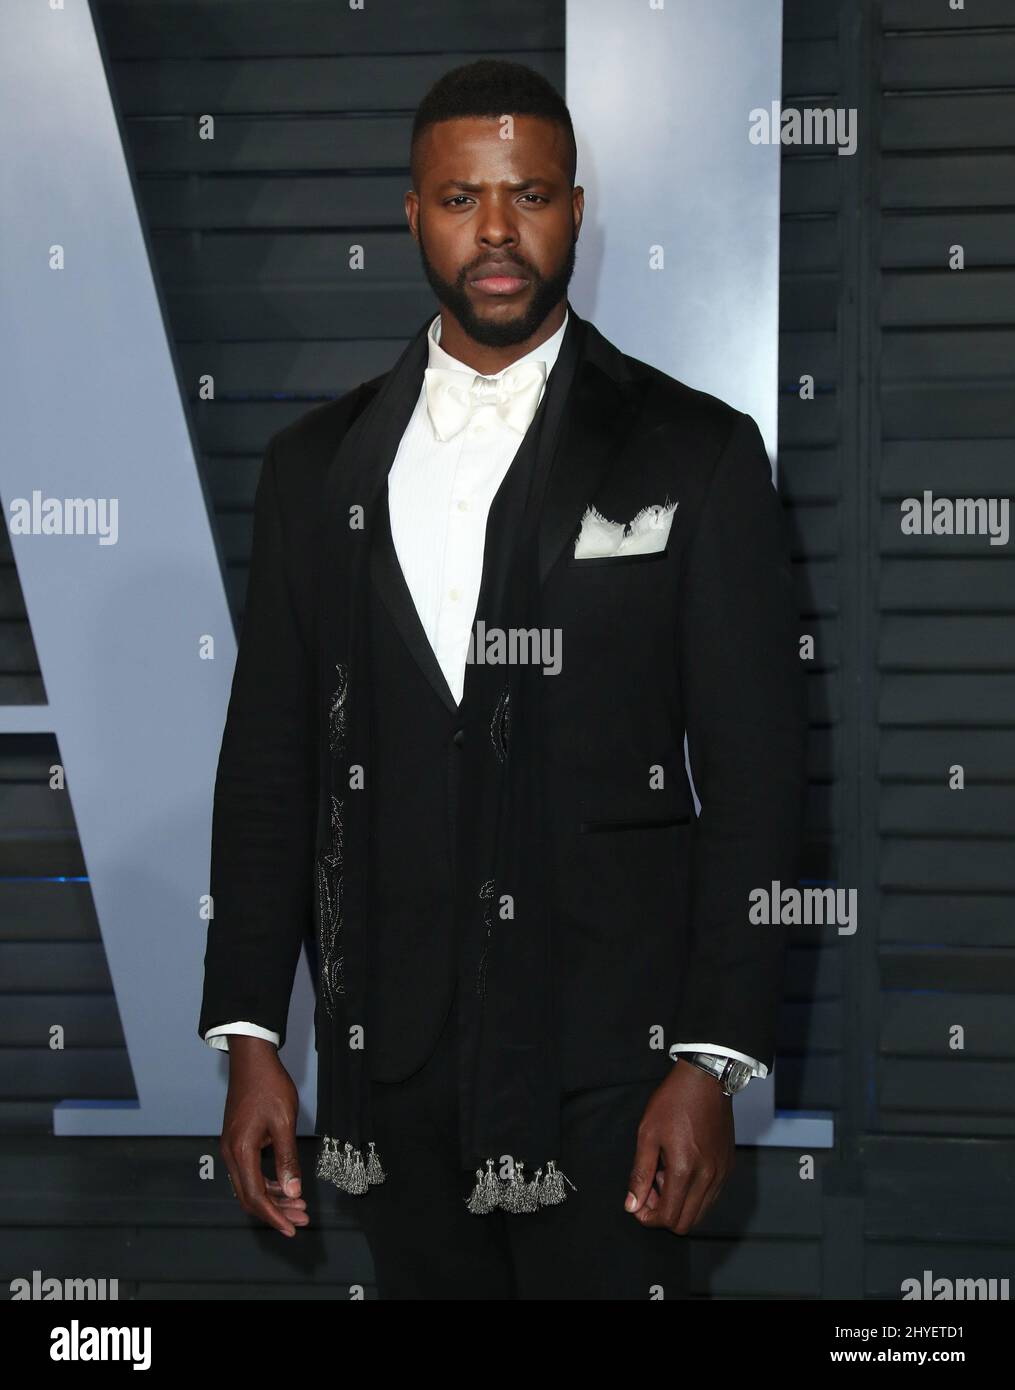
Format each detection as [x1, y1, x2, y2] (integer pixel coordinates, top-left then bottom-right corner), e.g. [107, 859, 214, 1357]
[198, 301, 808, 1092]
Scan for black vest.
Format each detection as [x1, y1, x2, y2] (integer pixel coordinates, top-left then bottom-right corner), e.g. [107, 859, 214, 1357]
[362, 403, 548, 1083]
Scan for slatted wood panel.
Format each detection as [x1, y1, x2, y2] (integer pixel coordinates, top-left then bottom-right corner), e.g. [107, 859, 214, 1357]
[0, 1135, 827, 1301]
[876, 0, 1015, 1167]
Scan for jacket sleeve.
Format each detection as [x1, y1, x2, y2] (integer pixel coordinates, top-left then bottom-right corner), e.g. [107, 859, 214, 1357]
[673, 411, 807, 1073]
[197, 433, 318, 1052]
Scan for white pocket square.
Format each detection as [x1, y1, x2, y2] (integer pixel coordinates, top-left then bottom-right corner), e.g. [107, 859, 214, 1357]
[573, 499, 678, 559]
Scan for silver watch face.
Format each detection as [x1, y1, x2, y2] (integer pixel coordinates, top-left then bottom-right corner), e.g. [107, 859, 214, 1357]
[723, 1061, 753, 1093]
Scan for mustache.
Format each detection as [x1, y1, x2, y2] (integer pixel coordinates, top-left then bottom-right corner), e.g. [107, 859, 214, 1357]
[464, 256, 532, 278]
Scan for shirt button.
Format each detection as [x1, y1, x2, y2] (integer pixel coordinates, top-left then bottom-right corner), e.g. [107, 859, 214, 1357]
[456, 499, 469, 512]
[448, 587, 460, 601]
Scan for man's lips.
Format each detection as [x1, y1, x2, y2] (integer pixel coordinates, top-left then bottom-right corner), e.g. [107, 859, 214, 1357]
[468, 268, 530, 296]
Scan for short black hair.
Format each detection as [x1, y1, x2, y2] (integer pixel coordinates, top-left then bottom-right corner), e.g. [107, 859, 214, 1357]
[410, 59, 577, 192]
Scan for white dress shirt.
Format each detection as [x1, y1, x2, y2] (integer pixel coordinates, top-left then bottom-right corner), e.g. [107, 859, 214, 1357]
[205, 309, 765, 1080]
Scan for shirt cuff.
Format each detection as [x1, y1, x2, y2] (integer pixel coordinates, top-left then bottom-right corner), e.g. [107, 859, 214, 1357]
[204, 1022, 281, 1052]
[667, 1043, 768, 1079]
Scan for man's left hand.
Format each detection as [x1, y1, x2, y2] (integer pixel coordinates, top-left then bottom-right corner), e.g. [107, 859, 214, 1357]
[624, 1061, 735, 1234]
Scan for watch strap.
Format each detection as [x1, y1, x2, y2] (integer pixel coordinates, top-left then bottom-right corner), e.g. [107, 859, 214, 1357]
[684, 1051, 750, 1096]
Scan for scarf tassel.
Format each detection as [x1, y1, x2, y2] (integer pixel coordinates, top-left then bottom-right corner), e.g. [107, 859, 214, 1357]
[316, 1139, 576, 1214]
[465, 1158, 577, 1215]
[316, 1136, 386, 1194]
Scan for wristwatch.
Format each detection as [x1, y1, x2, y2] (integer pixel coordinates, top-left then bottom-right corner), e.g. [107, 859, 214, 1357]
[682, 1051, 753, 1097]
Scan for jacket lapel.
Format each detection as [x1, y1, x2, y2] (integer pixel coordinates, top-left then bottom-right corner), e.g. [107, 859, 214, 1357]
[370, 490, 458, 714]
[536, 311, 640, 587]
[319, 309, 459, 716]
[318, 313, 433, 752]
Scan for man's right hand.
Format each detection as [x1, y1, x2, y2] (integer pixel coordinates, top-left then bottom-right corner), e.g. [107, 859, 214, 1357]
[220, 1037, 309, 1237]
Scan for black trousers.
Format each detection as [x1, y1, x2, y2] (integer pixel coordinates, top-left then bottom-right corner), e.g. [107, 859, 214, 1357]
[334, 988, 690, 1300]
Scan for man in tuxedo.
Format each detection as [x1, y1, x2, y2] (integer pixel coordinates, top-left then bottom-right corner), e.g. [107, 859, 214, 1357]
[198, 58, 807, 1300]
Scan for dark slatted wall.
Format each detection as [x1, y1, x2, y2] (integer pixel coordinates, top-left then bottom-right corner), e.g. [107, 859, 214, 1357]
[1, 0, 1012, 1301]
[867, 0, 1015, 1297]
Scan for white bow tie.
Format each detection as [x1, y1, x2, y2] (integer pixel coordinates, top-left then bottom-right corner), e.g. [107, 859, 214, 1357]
[424, 358, 547, 442]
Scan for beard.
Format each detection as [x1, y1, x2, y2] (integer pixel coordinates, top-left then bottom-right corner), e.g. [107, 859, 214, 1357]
[416, 219, 577, 348]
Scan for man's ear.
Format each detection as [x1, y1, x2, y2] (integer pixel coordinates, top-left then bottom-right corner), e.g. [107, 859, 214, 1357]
[572, 186, 585, 239]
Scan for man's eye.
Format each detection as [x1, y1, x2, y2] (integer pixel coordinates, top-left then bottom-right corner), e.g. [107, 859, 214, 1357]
[444, 194, 547, 207]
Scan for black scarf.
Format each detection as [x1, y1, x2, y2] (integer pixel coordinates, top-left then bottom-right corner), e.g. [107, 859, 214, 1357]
[314, 304, 586, 1214]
